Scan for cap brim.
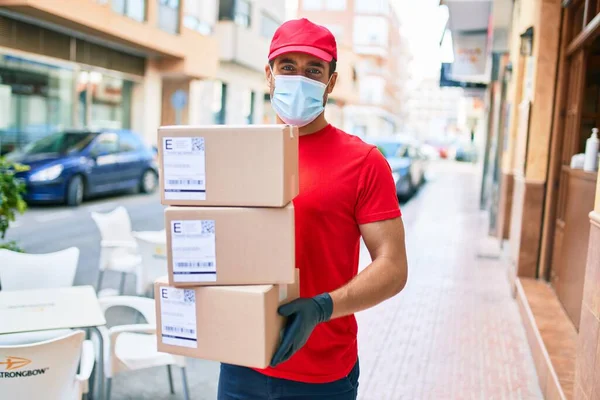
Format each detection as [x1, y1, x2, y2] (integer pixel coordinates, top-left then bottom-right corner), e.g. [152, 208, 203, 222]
[269, 45, 333, 62]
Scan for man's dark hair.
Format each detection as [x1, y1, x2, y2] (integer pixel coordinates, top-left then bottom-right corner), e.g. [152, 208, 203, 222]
[269, 59, 337, 77]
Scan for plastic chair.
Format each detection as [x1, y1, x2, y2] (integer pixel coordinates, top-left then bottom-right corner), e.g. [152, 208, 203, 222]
[0, 330, 95, 400]
[90, 206, 142, 295]
[96, 296, 189, 400]
[0, 247, 79, 290]
[132, 230, 168, 297]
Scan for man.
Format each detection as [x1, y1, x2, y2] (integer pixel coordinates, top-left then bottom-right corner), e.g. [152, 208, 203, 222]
[217, 18, 408, 400]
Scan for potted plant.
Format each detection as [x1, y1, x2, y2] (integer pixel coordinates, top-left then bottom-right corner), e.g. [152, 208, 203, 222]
[0, 156, 29, 252]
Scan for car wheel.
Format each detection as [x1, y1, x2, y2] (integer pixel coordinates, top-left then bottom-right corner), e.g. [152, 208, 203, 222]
[396, 177, 413, 201]
[140, 169, 158, 194]
[66, 175, 84, 207]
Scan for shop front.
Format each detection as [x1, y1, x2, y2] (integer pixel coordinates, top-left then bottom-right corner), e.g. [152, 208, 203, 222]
[538, 1, 600, 398]
[0, 51, 137, 155]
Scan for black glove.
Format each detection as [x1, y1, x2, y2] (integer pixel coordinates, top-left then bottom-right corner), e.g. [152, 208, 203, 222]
[270, 293, 334, 367]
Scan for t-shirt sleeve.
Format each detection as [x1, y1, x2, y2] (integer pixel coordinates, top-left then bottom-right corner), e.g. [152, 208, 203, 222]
[355, 147, 402, 225]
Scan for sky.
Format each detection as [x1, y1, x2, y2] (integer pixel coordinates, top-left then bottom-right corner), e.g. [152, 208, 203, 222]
[285, 0, 451, 81]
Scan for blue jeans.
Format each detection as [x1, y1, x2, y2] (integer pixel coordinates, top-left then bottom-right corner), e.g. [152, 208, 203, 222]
[217, 361, 360, 400]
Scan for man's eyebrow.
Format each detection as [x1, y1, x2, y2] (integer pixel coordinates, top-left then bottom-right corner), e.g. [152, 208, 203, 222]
[278, 58, 296, 65]
[307, 61, 326, 68]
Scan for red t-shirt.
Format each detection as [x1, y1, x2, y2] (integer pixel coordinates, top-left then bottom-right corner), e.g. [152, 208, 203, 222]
[255, 124, 401, 383]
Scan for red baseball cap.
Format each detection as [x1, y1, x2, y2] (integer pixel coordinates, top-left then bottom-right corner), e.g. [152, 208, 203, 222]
[268, 18, 337, 62]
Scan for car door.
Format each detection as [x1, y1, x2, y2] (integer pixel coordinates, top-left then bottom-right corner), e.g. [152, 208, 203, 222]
[115, 132, 147, 190]
[87, 132, 120, 194]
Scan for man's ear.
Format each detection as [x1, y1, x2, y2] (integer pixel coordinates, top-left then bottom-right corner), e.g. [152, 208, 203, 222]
[265, 64, 273, 89]
[327, 72, 338, 94]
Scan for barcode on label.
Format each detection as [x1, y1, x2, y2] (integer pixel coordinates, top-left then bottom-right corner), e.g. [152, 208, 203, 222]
[176, 262, 215, 267]
[165, 326, 195, 335]
[168, 179, 204, 185]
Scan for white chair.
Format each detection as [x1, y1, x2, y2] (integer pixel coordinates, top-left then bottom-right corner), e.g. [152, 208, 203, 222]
[0, 247, 79, 290]
[96, 296, 189, 400]
[91, 206, 142, 295]
[0, 329, 95, 400]
[132, 230, 168, 297]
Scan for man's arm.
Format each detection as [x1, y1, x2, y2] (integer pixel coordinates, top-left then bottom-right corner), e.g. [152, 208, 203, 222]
[329, 216, 408, 319]
[270, 216, 408, 367]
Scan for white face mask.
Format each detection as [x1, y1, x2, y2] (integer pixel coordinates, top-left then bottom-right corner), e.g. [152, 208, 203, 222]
[269, 68, 331, 127]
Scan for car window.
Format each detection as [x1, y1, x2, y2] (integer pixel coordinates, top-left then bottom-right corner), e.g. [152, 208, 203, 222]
[376, 142, 400, 158]
[395, 145, 409, 158]
[20, 132, 97, 155]
[119, 132, 144, 153]
[92, 133, 119, 155]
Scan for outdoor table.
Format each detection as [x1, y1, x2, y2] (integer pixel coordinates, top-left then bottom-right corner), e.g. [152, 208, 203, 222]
[135, 229, 166, 244]
[0, 285, 107, 400]
[135, 229, 167, 258]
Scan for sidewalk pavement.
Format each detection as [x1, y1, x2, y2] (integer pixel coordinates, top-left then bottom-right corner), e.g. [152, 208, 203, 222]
[109, 161, 542, 400]
[356, 162, 542, 400]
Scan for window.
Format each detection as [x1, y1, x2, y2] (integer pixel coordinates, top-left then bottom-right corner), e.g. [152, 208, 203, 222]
[325, 0, 346, 10]
[184, 0, 217, 35]
[261, 12, 280, 38]
[303, 0, 322, 10]
[235, 0, 251, 28]
[353, 16, 388, 47]
[355, 0, 388, 14]
[243, 91, 255, 124]
[92, 132, 119, 155]
[158, 0, 180, 34]
[119, 132, 143, 152]
[111, 0, 146, 22]
[212, 82, 227, 124]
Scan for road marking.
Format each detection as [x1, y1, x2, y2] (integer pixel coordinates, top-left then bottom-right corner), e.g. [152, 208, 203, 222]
[35, 210, 73, 222]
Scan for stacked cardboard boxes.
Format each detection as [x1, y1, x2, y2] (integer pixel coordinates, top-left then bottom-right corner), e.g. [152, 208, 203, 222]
[154, 125, 299, 369]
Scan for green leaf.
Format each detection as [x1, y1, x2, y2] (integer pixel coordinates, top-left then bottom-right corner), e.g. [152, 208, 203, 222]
[0, 156, 28, 238]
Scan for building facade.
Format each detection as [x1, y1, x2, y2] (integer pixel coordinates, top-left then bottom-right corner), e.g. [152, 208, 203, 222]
[403, 78, 464, 140]
[445, 0, 600, 398]
[211, 0, 285, 126]
[296, 0, 404, 137]
[0, 0, 221, 153]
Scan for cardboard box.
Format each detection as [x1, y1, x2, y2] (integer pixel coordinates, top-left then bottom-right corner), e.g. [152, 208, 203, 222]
[165, 204, 295, 286]
[155, 269, 300, 369]
[157, 124, 298, 207]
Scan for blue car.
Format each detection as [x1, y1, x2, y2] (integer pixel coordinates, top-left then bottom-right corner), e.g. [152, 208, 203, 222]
[366, 136, 427, 200]
[6, 129, 159, 206]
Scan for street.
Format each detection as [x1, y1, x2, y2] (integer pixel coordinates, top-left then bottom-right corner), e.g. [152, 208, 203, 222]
[5, 191, 165, 293]
[3, 161, 542, 399]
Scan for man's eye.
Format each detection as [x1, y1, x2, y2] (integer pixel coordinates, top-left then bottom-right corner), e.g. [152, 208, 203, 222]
[308, 69, 322, 75]
[282, 65, 295, 71]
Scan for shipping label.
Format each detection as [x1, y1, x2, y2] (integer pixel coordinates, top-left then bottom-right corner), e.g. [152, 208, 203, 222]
[162, 136, 206, 200]
[171, 220, 217, 282]
[159, 287, 197, 348]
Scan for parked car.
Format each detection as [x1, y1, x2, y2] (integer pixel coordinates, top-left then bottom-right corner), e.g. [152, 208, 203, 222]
[366, 136, 428, 200]
[450, 139, 479, 163]
[5, 129, 159, 206]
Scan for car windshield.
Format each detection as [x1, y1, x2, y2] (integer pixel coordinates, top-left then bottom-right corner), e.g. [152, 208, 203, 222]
[21, 132, 98, 156]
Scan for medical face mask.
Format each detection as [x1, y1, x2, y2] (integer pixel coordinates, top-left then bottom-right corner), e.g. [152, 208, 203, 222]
[270, 69, 331, 127]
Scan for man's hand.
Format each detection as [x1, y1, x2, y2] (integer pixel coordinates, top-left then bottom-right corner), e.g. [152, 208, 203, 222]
[269, 293, 333, 367]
